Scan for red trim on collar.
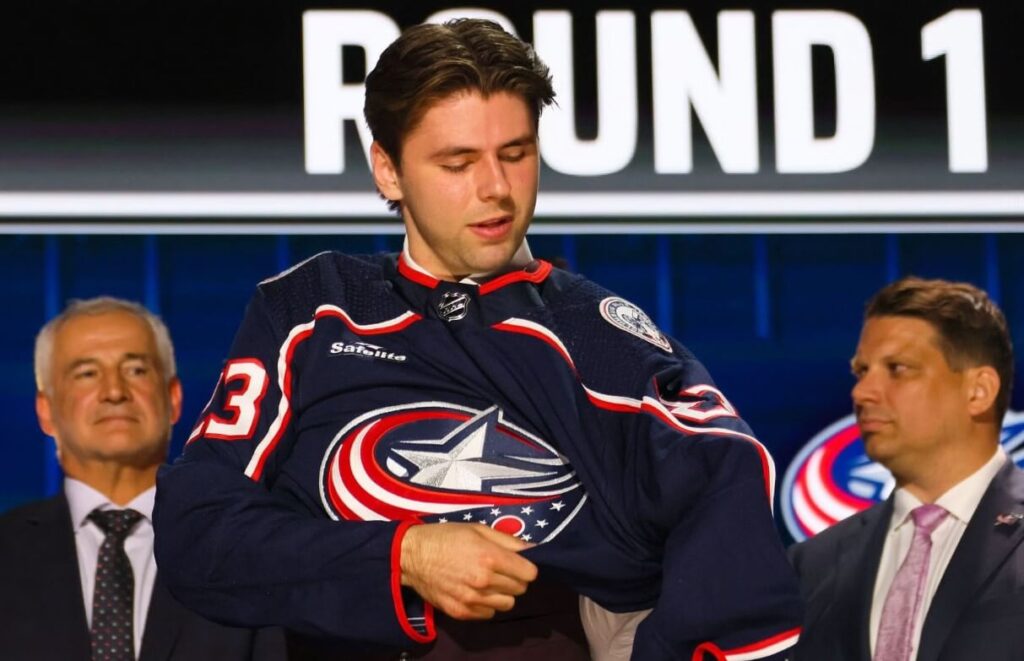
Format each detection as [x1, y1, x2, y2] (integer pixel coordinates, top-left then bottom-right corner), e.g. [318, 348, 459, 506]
[397, 253, 440, 289]
[479, 260, 552, 295]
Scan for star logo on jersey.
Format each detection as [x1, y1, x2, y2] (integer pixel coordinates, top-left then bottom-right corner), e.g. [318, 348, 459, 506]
[781, 410, 1024, 542]
[319, 403, 586, 543]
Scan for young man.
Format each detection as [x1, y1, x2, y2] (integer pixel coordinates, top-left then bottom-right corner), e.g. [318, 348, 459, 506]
[789, 277, 1023, 660]
[155, 19, 801, 660]
[0, 297, 282, 661]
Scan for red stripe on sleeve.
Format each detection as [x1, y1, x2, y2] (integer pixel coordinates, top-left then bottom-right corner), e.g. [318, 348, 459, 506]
[692, 642, 727, 661]
[724, 626, 802, 655]
[390, 521, 436, 644]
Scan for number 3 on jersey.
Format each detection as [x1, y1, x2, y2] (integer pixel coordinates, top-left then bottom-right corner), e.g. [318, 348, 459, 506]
[188, 359, 270, 442]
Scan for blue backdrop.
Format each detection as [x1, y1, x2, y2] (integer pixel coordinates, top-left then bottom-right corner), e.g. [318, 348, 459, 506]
[3, 230, 1022, 547]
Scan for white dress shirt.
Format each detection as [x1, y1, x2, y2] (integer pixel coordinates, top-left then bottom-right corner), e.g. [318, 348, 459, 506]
[66, 478, 158, 658]
[869, 447, 1007, 660]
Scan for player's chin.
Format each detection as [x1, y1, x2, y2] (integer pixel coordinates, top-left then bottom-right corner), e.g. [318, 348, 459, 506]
[468, 243, 518, 274]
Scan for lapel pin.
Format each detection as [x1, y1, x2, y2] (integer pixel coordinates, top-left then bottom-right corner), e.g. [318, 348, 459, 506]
[994, 512, 1024, 527]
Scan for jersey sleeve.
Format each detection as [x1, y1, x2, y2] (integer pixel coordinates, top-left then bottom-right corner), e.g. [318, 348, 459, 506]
[626, 347, 803, 660]
[153, 289, 435, 648]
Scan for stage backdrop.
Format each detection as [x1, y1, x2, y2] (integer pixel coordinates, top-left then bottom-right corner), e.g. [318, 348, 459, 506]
[0, 1, 1021, 544]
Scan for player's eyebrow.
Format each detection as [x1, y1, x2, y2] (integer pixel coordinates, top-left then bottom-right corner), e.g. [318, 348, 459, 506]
[429, 133, 537, 159]
[499, 134, 537, 149]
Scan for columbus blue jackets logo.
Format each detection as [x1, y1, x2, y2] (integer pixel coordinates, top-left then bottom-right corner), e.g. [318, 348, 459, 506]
[599, 296, 672, 353]
[781, 411, 1024, 542]
[319, 402, 585, 542]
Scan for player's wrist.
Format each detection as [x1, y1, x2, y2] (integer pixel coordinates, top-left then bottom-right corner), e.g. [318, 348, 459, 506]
[398, 522, 423, 587]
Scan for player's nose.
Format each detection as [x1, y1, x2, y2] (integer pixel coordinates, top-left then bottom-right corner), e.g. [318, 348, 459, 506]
[477, 155, 511, 201]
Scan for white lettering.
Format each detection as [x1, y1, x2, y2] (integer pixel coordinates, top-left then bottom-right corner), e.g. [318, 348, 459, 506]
[299, 9, 988, 180]
[652, 11, 758, 173]
[772, 11, 875, 173]
[535, 10, 638, 175]
[330, 340, 407, 362]
[303, 10, 399, 174]
[922, 9, 987, 172]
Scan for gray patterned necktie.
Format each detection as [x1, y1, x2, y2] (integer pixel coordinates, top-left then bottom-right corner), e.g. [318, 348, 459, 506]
[87, 508, 143, 661]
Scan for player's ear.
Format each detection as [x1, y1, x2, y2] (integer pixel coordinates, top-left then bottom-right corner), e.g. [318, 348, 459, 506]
[371, 142, 403, 204]
[965, 365, 1000, 418]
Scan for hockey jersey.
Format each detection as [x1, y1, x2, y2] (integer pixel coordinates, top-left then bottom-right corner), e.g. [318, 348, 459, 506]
[153, 251, 802, 660]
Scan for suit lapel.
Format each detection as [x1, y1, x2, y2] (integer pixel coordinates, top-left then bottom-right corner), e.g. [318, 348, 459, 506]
[833, 500, 893, 661]
[917, 463, 1024, 661]
[24, 495, 93, 660]
[139, 576, 184, 661]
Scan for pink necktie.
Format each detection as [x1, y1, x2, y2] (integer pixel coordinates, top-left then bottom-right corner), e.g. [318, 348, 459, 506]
[874, 503, 949, 661]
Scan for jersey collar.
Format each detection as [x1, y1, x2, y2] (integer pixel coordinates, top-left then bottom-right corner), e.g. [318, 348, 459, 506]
[397, 239, 550, 294]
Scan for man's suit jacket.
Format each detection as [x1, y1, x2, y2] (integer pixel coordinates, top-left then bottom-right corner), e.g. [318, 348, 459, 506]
[788, 461, 1024, 661]
[0, 494, 285, 661]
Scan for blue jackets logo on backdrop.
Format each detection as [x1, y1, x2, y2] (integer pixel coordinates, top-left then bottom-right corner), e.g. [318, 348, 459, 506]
[781, 411, 1024, 542]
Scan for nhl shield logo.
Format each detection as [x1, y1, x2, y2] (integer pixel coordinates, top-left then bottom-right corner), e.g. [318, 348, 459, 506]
[438, 291, 470, 322]
[780, 411, 1024, 542]
[319, 402, 586, 543]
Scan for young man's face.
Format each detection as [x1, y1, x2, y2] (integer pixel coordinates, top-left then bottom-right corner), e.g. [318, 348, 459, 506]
[372, 90, 539, 280]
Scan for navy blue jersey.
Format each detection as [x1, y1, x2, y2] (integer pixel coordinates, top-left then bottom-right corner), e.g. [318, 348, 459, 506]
[154, 252, 802, 659]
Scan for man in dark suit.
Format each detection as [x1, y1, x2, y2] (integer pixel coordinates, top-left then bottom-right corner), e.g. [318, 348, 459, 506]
[0, 296, 283, 661]
[789, 277, 1023, 661]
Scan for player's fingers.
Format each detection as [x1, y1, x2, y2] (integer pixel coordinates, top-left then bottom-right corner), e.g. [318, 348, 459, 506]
[490, 548, 538, 584]
[476, 524, 534, 551]
[479, 591, 517, 613]
[480, 570, 531, 597]
[471, 527, 539, 583]
[459, 588, 517, 614]
[443, 599, 497, 621]
[444, 582, 516, 619]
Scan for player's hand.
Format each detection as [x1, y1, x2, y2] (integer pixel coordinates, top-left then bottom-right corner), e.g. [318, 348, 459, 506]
[399, 522, 538, 620]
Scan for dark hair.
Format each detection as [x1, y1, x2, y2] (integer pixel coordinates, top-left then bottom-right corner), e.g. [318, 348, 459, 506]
[364, 18, 555, 211]
[866, 276, 1014, 420]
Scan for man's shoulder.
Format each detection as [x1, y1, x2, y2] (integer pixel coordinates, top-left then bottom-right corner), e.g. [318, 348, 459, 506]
[252, 251, 406, 330]
[996, 459, 1024, 492]
[788, 503, 885, 566]
[258, 251, 390, 292]
[542, 267, 616, 309]
[541, 267, 695, 367]
[0, 494, 69, 559]
[0, 494, 66, 528]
